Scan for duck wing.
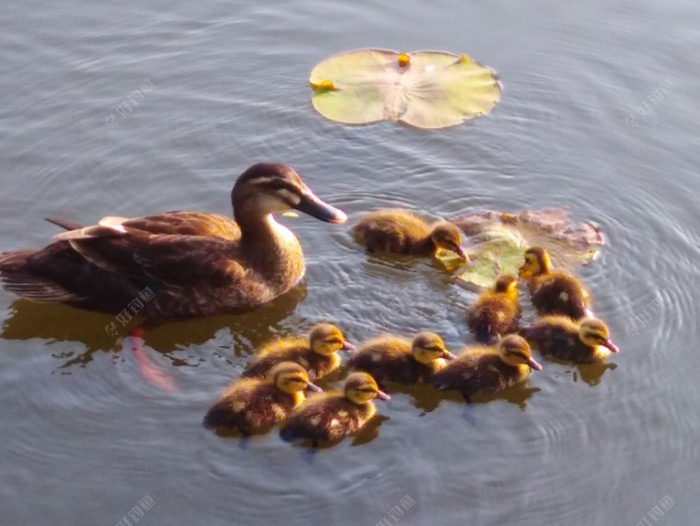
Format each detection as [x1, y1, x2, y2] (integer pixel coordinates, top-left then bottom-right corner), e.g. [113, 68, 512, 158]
[120, 211, 241, 240]
[58, 229, 245, 287]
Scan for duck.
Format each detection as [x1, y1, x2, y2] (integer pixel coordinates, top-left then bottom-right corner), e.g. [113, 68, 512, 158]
[522, 315, 620, 363]
[347, 332, 455, 385]
[0, 163, 347, 321]
[466, 274, 521, 342]
[280, 372, 390, 446]
[203, 361, 322, 434]
[350, 209, 467, 261]
[242, 323, 355, 380]
[518, 246, 592, 320]
[433, 335, 542, 402]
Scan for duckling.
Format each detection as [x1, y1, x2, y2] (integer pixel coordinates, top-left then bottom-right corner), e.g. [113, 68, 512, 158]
[203, 362, 321, 434]
[242, 323, 355, 380]
[518, 246, 592, 320]
[280, 372, 390, 446]
[522, 315, 620, 363]
[0, 163, 347, 321]
[350, 209, 467, 261]
[347, 332, 455, 385]
[466, 274, 521, 342]
[433, 335, 542, 401]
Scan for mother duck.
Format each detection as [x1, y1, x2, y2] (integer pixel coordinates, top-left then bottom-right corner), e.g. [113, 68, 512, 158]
[0, 163, 346, 321]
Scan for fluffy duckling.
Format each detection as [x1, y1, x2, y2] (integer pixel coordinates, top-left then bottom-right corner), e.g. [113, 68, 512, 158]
[466, 274, 521, 342]
[433, 335, 542, 401]
[280, 372, 390, 446]
[242, 323, 355, 380]
[522, 315, 620, 363]
[350, 209, 467, 261]
[347, 332, 455, 385]
[518, 246, 592, 320]
[203, 362, 321, 434]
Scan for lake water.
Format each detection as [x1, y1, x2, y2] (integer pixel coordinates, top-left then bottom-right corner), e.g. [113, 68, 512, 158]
[1, 1, 698, 525]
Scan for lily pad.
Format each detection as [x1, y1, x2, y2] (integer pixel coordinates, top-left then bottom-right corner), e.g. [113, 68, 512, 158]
[309, 49, 501, 129]
[446, 208, 604, 290]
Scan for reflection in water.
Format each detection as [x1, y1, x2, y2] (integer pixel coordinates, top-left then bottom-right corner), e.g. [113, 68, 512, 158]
[1, 283, 308, 366]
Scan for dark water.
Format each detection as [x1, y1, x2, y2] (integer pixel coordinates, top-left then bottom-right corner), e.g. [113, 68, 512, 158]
[1, 1, 698, 525]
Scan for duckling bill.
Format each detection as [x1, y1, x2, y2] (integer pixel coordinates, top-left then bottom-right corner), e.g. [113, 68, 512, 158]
[350, 209, 467, 261]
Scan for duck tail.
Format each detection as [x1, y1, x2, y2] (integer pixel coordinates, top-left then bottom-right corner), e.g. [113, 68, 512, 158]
[202, 400, 237, 430]
[468, 312, 496, 343]
[45, 217, 84, 231]
[0, 250, 77, 302]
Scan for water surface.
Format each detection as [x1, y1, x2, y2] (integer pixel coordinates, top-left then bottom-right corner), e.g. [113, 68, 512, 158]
[1, 1, 698, 525]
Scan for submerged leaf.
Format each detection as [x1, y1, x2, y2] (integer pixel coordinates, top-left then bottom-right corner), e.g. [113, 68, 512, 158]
[309, 49, 501, 129]
[451, 208, 604, 290]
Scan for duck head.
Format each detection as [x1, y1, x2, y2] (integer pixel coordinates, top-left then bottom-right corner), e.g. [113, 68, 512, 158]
[518, 246, 551, 279]
[309, 323, 355, 356]
[344, 372, 390, 404]
[272, 362, 322, 394]
[498, 334, 543, 371]
[412, 331, 455, 364]
[232, 163, 347, 224]
[579, 318, 620, 353]
[431, 221, 468, 262]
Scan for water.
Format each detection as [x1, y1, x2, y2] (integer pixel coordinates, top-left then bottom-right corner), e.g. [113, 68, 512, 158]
[1, 1, 698, 524]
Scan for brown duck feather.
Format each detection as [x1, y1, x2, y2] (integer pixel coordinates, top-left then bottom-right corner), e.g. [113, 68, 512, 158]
[0, 163, 345, 321]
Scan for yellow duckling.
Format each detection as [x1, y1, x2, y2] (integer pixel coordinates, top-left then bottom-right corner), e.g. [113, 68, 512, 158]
[350, 209, 467, 261]
[347, 332, 455, 385]
[280, 372, 390, 446]
[518, 246, 592, 320]
[522, 315, 620, 363]
[0, 163, 347, 321]
[242, 323, 355, 380]
[203, 362, 321, 434]
[433, 335, 542, 402]
[466, 274, 521, 342]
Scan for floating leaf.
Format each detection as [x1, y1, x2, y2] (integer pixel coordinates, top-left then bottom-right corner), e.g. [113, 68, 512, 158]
[309, 49, 501, 129]
[450, 208, 604, 290]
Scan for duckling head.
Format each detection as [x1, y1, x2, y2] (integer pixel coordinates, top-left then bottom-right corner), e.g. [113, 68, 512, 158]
[498, 335, 543, 371]
[272, 362, 322, 394]
[579, 318, 620, 353]
[344, 372, 390, 405]
[494, 274, 519, 300]
[309, 323, 355, 356]
[232, 163, 347, 223]
[518, 246, 551, 279]
[412, 332, 455, 364]
[431, 222, 468, 261]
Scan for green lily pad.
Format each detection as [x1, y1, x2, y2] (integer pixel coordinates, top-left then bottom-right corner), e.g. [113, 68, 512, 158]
[309, 49, 501, 129]
[448, 209, 604, 290]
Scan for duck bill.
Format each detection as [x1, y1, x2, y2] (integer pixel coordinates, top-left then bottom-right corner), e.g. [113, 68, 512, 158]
[305, 381, 323, 393]
[294, 190, 347, 224]
[375, 390, 391, 401]
[341, 340, 356, 352]
[443, 350, 457, 361]
[518, 266, 530, 279]
[603, 339, 620, 353]
[454, 246, 468, 262]
[527, 357, 543, 371]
